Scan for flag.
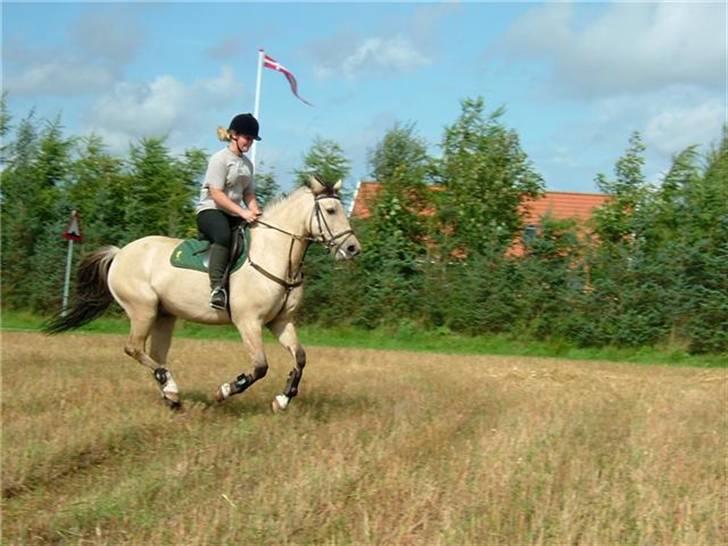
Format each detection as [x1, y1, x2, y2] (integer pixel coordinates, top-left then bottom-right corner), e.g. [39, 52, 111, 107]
[262, 53, 313, 106]
[62, 210, 83, 242]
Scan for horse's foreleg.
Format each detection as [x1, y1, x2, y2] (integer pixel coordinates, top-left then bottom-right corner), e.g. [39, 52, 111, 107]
[124, 310, 180, 409]
[268, 318, 305, 412]
[215, 321, 268, 402]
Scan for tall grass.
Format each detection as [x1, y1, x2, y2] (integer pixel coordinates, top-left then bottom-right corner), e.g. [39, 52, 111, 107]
[2, 332, 726, 544]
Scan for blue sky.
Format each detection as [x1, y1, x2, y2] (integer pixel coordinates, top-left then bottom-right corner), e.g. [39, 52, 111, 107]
[4, 1, 726, 194]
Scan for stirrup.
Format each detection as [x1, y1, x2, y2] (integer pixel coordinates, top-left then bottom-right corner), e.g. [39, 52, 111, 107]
[209, 286, 228, 310]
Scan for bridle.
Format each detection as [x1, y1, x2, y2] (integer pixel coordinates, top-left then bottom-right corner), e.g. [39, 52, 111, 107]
[245, 192, 355, 292]
[309, 193, 356, 256]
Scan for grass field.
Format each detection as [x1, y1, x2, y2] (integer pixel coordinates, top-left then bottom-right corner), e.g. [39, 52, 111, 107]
[2, 331, 726, 545]
[2, 309, 725, 368]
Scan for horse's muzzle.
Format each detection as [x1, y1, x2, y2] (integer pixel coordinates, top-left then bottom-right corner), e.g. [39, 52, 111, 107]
[335, 236, 362, 260]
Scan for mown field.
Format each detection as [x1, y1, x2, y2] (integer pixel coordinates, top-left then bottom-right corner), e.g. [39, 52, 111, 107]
[2, 331, 726, 545]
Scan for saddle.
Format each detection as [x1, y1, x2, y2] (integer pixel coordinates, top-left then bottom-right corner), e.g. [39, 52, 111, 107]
[170, 226, 249, 284]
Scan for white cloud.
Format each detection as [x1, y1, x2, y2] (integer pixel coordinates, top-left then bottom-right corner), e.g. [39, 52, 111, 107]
[644, 97, 725, 157]
[92, 76, 188, 136]
[313, 34, 430, 80]
[587, 85, 726, 157]
[83, 67, 245, 153]
[198, 66, 241, 101]
[499, 2, 726, 97]
[4, 61, 116, 96]
[206, 37, 243, 61]
[70, 9, 143, 66]
[494, 2, 726, 187]
[4, 8, 143, 97]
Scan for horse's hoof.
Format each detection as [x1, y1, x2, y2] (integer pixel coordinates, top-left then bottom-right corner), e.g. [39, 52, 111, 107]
[163, 394, 182, 411]
[214, 383, 232, 403]
[272, 394, 290, 413]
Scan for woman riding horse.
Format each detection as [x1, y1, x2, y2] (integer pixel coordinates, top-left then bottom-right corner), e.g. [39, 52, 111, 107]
[44, 176, 361, 412]
[197, 113, 263, 310]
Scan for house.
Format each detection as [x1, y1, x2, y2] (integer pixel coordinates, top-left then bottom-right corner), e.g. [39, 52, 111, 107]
[349, 180, 610, 255]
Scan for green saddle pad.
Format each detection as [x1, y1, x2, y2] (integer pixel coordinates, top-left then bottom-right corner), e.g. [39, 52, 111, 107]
[170, 236, 248, 274]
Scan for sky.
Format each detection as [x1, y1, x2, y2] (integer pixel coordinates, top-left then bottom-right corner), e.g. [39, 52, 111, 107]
[3, 1, 727, 195]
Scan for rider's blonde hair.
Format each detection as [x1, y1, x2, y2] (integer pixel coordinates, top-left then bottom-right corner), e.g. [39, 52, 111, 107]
[216, 126, 232, 142]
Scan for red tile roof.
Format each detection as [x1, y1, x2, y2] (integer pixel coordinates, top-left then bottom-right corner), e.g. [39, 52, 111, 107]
[519, 192, 610, 225]
[351, 182, 609, 224]
[350, 181, 381, 219]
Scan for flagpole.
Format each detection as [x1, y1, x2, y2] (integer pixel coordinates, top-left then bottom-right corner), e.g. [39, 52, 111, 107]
[251, 48, 264, 167]
[61, 239, 73, 317]
[61, 209, 81, 317]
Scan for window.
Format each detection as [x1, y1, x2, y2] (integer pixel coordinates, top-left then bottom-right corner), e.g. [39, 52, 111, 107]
[523, 224, 538, 244]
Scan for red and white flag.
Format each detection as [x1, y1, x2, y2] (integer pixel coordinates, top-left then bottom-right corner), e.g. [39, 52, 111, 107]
[262, 53, 313, 106]
[62, 210, 83, 242]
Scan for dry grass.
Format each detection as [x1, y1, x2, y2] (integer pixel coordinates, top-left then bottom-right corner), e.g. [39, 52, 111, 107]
[1, 332, 726, 545]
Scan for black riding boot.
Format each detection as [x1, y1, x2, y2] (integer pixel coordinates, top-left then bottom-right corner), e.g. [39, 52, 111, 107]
[208, 243, 229, 310]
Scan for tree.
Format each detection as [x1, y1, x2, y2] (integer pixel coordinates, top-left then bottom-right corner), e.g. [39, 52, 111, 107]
[67, 135, 128, 246]
[0, 92, 11, 164]
[368, 121, 430, 184]
[354, 123, 433, 325]
[646, 145, 702, 245]
[677, 130, 728, 352]
[1, 115, 74, 311]
[254, 162, 282, 208]
[124, 137, 201, 243]
[367, 122, 432, 248]
[593, 131, 651, 243]
[436, 97, 544, 255]
[172, 147, 207, 238]
[294, 137, 352, 204]
[1, 113, 40, 308]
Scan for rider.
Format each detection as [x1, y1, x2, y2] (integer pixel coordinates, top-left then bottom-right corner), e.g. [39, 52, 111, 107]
[196, 113, 262, 310]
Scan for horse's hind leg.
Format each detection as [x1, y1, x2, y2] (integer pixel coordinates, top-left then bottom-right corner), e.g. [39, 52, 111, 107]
[150, 314, 180, 408]
[268, 317, 305, 412]
[149, 314, 176, 365]
[124, 309, 180, 409]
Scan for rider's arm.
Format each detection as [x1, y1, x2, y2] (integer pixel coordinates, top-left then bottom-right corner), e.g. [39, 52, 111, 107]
[244, 191, 262, 217]
[210, 188, 257, 222]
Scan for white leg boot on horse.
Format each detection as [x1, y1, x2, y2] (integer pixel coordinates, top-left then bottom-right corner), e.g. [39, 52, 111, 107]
[269, 317, 306, 412]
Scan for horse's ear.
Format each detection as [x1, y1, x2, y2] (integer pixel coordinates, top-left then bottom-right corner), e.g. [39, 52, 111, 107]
[308, 175, 326, 195]
[333, 179, 342, 193]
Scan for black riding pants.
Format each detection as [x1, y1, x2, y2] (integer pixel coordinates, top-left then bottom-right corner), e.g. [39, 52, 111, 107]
[196, 209, 241, 247]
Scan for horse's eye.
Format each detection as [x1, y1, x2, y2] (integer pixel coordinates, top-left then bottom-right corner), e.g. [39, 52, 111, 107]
[326, 207, 336, 215]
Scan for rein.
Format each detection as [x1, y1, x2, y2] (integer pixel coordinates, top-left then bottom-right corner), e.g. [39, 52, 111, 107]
[245, 193, 354, 292]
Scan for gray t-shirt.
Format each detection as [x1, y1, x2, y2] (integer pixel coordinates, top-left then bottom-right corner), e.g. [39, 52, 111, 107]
[195, 147, 255, 214]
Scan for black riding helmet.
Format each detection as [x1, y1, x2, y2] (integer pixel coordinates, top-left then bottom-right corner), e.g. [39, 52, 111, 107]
[228, 113, 261, 141]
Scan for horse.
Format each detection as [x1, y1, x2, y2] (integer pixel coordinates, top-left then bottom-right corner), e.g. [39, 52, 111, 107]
[44, 176, 361, 412]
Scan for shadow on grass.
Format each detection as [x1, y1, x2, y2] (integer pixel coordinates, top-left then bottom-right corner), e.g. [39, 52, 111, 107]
[294, 389, 383, 423]
[179, 387, 381, 424]
[180, 389, 274, 418]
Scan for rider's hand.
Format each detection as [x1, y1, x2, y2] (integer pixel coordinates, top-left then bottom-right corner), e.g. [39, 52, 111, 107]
[240, 209, 261, 224]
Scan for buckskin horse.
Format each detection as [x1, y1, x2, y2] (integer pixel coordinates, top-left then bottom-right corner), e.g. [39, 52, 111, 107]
[44, 177, 361, 412]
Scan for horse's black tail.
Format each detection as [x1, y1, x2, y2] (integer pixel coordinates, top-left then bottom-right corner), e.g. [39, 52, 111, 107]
[43, 246, 120, 334]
